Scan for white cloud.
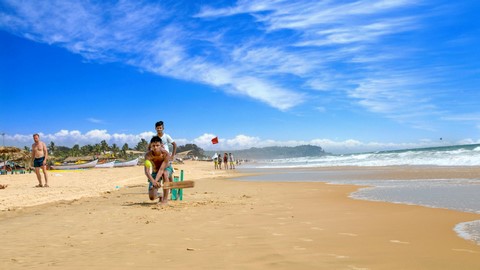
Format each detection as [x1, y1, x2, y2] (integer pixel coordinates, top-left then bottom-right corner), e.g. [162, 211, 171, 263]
[192, 133, 218, 146]
[2, 129, 472, 154]
[87, 118, 104, 124]
[85, 129, 111, 141]
[225, 135, 262, 148]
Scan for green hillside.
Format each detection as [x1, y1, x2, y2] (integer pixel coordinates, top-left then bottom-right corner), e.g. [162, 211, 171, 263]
[206, 145, 326, 160]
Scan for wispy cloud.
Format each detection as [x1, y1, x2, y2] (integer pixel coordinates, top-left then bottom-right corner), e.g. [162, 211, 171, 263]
[0, 0, 469, 124]
[348, 72, 440, 125]
[87, 118, 105, 124]
[442, 114, 480, 122]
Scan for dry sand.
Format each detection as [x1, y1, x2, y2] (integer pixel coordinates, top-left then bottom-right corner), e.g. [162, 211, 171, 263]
[1, 161, 480, 269]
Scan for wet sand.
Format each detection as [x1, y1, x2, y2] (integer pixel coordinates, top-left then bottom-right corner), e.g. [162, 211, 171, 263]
[0, 162, 479, 269]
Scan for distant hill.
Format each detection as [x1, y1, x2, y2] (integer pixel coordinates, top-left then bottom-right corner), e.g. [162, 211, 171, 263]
[207, 145, 326, 160]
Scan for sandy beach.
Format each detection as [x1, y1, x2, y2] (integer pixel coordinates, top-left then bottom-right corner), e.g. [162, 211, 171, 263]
[1, 161, 480, 269]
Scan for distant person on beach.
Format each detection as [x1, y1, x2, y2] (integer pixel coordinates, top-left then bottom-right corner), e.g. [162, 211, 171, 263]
[229, 153, 235, 169]
[218, 153, 222, 169]
[144, 136, 171, 204]
[155, 121, 177, 182]
[31, 133, 49, 187]
[223, 153, 229, 170]
[213, 153, 219, 169]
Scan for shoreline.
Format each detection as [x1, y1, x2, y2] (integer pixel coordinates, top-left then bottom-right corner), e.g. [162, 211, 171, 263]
[1, 162, 480, 269]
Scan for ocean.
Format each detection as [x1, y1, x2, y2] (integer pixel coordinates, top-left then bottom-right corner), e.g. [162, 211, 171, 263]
[236, 143, 480, 246]
[240, 143, 480, 168]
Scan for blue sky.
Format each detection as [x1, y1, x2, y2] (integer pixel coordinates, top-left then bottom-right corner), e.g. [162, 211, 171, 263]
[1, 0, 479, 154]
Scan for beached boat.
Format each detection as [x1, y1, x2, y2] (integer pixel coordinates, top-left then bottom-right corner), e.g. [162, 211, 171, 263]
[51, 159, 98, 170]
[114, 158, 139, 167]
[95, 160, 116, 168]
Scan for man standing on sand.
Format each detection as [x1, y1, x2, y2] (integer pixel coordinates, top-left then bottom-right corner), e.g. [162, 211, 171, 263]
[155, 121, 177, 183]
[31, 133, 49, 187]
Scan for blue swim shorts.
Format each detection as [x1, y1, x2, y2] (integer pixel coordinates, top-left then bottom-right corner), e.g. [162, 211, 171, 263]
[148, 169, 173, 190]
[34, 157, 45, 168]
[148, 172, 158, 190]
[166, 165, 174, 175]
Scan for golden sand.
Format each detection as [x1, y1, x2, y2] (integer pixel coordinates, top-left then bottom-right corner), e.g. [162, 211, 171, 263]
[0, 161, 479, 269]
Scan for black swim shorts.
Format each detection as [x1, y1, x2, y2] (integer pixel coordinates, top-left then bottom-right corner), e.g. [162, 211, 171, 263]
[34, 157, 45, 167]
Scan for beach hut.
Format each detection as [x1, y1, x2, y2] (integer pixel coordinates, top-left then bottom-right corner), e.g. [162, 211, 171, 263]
[125, 150, 145, 156]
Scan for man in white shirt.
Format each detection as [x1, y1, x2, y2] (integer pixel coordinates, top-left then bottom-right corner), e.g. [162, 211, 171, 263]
[155, 121, 177, 183]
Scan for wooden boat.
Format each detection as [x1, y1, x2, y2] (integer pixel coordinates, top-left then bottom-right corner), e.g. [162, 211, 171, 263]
[114, 158, 139, 167]
[51, 159, 98, 170]
[95, 160, 115, 168]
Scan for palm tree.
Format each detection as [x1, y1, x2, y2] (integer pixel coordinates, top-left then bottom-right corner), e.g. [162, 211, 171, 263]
[48, 141, 56, 155]
[80, 144, 94, 156]
[135, 139, 148, 152]
[100, 140, 109, 154]
[111, 144, 120, 158]
[70, 144, 81, 157]
[120, 143, 129, 159]
[94, 143, 102, 156]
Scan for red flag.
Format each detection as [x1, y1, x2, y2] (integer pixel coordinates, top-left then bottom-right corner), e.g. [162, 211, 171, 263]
[211, 137, 219, 144]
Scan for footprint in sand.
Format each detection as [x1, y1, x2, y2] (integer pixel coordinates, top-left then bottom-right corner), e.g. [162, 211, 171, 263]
[322, 253, 349, 259]
[299, 238, 313, 242]
[389, 240, 409, 244]
[452, 248, 479, 254]
[347, 265, 370, 270]
[339, 233, 358, 237]
[183, 237, 203, 241]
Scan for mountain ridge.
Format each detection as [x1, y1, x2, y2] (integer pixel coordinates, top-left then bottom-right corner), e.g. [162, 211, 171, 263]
[206, 145, 326, 160]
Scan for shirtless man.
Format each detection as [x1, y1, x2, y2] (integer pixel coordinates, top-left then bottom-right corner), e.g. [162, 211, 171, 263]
[144, 136, 171, 204]
[31, 133, 49, 187]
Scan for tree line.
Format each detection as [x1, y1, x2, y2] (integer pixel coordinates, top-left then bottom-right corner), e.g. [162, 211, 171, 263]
[22, 140, 206, 161]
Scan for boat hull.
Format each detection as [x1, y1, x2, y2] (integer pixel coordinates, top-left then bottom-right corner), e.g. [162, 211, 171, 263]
[51, 160, 98, 170]
[95, 160, 115, 168]
[114, 158, 139, 167]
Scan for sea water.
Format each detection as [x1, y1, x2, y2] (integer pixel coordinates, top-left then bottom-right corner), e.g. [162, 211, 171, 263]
[236, 144, 480, 246]
[242, 143, 480, 168]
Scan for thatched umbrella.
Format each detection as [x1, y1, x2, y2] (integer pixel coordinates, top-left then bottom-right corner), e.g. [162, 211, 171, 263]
[0, 146, 21, 155]
[11, 150, 32, 168]
[0, 146, 22, 171]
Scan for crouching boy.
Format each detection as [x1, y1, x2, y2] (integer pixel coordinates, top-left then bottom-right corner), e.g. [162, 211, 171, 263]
[144, 136, 171, 204]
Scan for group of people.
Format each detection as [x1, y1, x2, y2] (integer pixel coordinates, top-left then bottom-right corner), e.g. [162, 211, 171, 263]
[213, 152, 235, 170]
[30, 121, 178, 205]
